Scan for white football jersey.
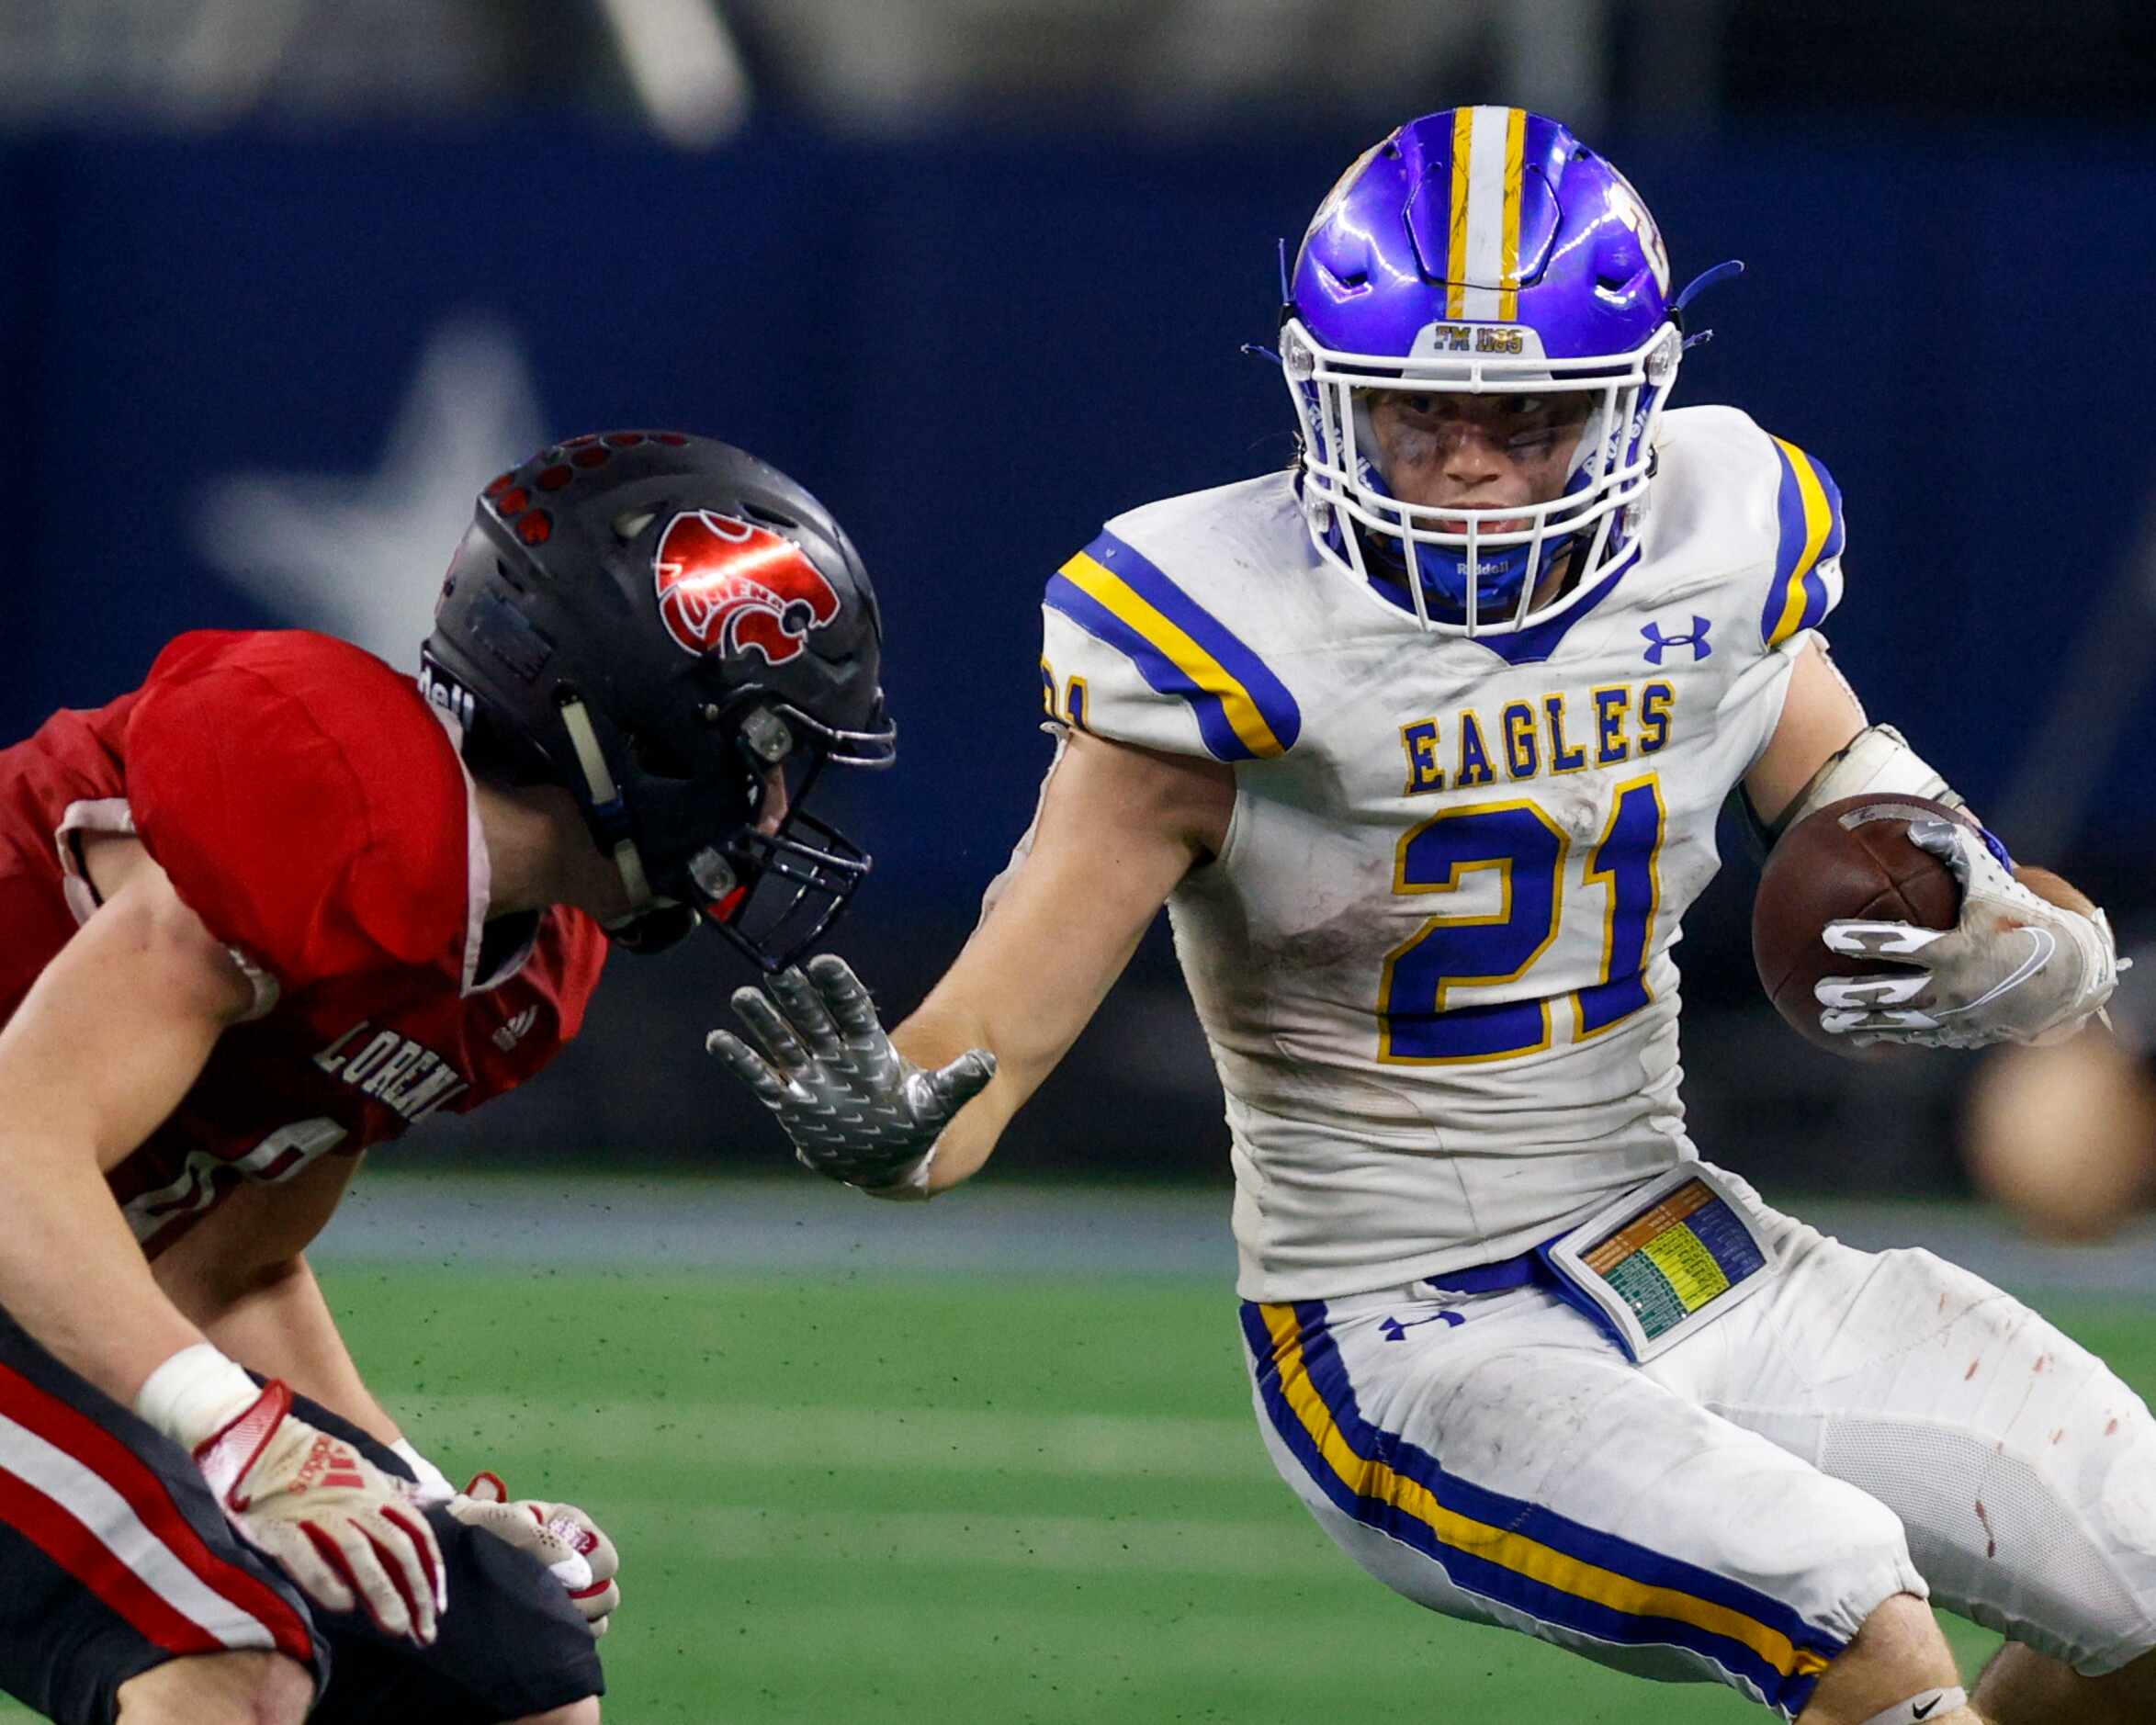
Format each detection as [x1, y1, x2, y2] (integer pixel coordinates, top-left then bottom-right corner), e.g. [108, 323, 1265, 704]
[1038, 405, 1849, 1302]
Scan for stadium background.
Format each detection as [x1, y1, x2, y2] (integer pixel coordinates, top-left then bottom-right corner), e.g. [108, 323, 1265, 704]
[6, 2, 2156, 1718]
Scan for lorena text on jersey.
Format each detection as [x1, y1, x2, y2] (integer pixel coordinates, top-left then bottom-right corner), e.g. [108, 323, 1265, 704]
[312, 1021, 471, 1122]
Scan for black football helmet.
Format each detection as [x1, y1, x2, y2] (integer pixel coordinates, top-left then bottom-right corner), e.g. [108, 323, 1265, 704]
[420, 430, 897, 967]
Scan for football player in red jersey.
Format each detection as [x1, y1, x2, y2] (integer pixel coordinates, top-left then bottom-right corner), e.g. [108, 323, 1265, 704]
[0, 431, 896, 1725]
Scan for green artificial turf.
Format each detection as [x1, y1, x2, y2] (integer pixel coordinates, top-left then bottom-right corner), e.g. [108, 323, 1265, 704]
[7, 1269, 2153, 1720]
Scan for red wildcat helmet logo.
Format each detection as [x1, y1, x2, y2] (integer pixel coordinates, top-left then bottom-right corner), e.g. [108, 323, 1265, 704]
[652, 511, 841, 664]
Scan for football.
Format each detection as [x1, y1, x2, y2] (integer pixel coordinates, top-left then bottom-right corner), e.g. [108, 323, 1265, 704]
[1752, 793, 1968, 1054]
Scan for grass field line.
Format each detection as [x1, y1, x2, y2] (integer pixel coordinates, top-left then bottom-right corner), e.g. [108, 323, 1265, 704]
[397, 1391, 1270, 1482]
[324, 1174, 2156, 1294]
[608, 1497, 1330, 1578]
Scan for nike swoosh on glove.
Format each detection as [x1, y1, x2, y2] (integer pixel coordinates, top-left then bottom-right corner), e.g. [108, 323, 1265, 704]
[1814, 816, 2120, 1049]
[447, 1471, 620, 1636]
[195, 1381, 446, 1644]
[707, 953, 995, 1197]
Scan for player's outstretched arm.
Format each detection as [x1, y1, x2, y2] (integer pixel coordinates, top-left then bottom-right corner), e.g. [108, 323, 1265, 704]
[894, 732, 1232, 1190]
[712, 731, 1232, 1195]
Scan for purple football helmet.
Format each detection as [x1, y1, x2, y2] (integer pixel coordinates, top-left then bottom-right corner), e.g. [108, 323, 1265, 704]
[1281, 107, 1683, 634]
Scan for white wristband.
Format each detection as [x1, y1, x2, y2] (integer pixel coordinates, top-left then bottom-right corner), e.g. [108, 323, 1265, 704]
[389, 1438, 458, 1507]
[1858, 1686, 1966, 1725]
[133, 1344, 262, 1450]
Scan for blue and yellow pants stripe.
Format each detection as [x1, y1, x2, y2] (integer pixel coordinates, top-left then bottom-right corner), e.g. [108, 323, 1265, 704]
[1241, 1299, 1846, 1716]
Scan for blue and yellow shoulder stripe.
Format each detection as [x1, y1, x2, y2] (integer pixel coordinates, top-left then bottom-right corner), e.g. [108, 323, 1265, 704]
[1758, 437, 1846, 649]
[1044, 530, 1302, 762]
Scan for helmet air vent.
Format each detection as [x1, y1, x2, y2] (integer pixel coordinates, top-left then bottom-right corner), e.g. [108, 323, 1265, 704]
[736, 502, 802, 533]
[1314, 260, 1370, 300]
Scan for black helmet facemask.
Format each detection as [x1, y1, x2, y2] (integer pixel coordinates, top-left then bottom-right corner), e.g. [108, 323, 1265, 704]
[421, 431, 897, 970]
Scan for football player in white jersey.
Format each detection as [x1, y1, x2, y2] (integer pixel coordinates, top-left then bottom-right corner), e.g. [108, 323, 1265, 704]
[712, 110, 2149, 1724]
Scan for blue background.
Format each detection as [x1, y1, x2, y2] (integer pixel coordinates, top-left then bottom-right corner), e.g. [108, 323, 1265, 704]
[9, 119, 2152, 1179]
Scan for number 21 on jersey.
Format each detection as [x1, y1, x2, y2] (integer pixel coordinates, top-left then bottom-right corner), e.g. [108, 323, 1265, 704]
[1377, 773, 1665, 1064]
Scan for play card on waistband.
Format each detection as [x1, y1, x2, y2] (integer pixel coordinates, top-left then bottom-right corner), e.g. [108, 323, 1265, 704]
[1541, 1163, 1775, 1363]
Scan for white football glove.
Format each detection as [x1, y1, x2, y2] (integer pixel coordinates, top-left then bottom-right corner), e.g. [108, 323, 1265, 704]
[446, 1471, 620, 1637]
[707, 953, 996, 1197]
[1815, 817, 2120, 1049]
[194, 1381, 446, 1645]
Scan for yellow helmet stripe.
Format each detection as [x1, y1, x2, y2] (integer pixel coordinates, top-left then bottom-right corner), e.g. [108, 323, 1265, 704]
[1498, 107, 1528, 321]
[1449, 106, 1518, 321]
[1446, 108, 1474, 319]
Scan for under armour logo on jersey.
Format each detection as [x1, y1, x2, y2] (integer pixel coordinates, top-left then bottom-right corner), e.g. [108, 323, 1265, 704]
[1642, 616, 1712, 664]
[492, 1007, 538, 1053]
[1379, 1311, 1465, 1341]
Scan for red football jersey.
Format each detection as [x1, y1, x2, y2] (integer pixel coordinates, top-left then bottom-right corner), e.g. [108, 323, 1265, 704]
[0, 630, 609, 1257]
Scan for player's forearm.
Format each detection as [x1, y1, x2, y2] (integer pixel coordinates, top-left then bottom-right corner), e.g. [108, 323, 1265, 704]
[896, 888, 1156, 1192]
[894, 999, 1030, 1190]
[0, 865, 254, 1403]
[717, 732, 1205, 1197]
[150, 1148, 392, 1435]
[0, 1131, 204, 1401]
[171, 1253, 402, 1447]
[0, 981, 219, 1395]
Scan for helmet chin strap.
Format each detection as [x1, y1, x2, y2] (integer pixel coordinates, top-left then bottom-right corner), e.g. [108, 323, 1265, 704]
[556, 693, 657, 912]
[552, 696, 746, 959]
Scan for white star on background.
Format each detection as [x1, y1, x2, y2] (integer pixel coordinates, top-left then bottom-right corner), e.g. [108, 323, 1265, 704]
[192, 315, 547, 670]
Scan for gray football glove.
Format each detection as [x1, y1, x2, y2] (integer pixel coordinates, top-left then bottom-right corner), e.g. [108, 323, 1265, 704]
[1815, 817, 2120, 1049]
[707, 954, 996, 1197]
